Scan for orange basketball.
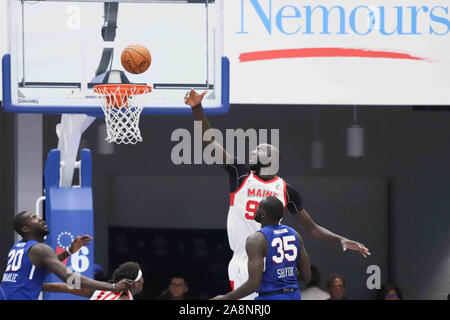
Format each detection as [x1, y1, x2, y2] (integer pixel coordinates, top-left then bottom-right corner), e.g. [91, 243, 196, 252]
[121, 44, 152, 74]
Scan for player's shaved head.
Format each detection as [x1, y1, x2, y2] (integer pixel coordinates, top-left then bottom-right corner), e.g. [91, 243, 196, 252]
[259, 196, 284, 222]
[13, 211, 31, 237]
[249, 144, 280, 175]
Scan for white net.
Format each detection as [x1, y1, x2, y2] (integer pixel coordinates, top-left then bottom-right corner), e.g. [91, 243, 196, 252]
[94, 85, 151, 145]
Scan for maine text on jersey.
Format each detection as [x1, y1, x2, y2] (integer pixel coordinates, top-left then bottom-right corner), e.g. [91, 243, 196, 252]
[247, 188, 279, 198]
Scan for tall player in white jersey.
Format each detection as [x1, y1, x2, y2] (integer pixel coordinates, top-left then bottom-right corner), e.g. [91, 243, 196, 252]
[184, 90, 371, 300]
[225, 147, 289, 300]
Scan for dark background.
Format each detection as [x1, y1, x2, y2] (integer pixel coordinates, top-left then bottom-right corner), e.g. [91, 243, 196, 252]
[1, 104, 449, 299]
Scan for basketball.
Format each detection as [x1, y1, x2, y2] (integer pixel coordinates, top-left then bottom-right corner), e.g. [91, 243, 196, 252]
[121, 44, 152, 74]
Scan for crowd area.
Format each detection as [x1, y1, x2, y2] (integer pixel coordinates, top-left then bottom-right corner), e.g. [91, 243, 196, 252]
[93, 263, 404, 300]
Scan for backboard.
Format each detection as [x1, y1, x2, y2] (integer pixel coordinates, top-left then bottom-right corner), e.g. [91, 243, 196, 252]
[2, 0, 229, 116]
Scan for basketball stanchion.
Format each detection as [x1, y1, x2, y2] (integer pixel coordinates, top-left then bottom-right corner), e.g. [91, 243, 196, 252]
[94, 84, 152, 144]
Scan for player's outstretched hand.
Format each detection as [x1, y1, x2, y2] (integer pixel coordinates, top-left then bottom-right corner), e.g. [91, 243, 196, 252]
[114, 279, 134, 292]
[210, 295, 225, 300]
[184, 89, 207, 108]
[340, 238, 371, 258]
[69, 235, 93, 254]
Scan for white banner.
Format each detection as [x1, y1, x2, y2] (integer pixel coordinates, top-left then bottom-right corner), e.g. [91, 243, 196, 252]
[224, 0, 450, 105]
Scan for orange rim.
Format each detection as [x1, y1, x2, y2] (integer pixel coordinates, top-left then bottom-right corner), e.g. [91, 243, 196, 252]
[94, 84, 152, 109]
[93, 84, 152, 96]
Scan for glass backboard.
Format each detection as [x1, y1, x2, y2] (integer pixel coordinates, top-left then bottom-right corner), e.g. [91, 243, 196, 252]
[2, 0, 229, 116]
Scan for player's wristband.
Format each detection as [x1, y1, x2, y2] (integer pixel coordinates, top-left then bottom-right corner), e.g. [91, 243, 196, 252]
[66, 248, 73, 256]
[112, 283, 116, 292]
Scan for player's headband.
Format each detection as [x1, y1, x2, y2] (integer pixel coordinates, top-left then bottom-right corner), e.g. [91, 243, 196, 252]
[134, 269, 142, 282]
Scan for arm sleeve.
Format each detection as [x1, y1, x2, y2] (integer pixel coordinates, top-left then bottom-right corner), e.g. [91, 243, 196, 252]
[285, 183, 303, 214]
[222, 158, 251, 193]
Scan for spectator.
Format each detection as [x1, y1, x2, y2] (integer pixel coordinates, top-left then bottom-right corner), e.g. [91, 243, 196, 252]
[326, 274, 347, 300]
[377, 284, 403, 300]
[155, 274, 195, 300]
[301, 266, 330, 300]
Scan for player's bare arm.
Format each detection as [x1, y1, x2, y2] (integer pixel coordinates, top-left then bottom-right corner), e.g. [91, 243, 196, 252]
[28, 243, 133, 292]
[41, 282, 93, 298]
[211, 233, 266, 300]
[295, 231, 311, 284]
[184, 89, 232, 164]
[57, 235, 93, 262]
[42, 283, 131, 300]
[295, 209, 371, 258]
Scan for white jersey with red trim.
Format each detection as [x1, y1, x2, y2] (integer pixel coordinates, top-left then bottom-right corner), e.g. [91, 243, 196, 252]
[90, 290, 133, 300]
[227, 171, 287, 257]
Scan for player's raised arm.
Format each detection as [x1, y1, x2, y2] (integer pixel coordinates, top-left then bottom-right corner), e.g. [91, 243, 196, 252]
[211, 233, 266, 300]
[184, 89, 232, 164]
[295, 231, 311, 285]
[56, 235, 93, 262]
[296, 208, 371, 258]
[28, 243, 133, 292]
[285, 182, 371, 258]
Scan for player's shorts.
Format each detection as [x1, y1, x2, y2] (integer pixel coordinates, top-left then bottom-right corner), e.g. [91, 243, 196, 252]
[255, 289, 301, 300]
[228, 254, 257, 300]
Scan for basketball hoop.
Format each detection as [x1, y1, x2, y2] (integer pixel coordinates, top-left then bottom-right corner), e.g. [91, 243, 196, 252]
[94, 84, 152, 144]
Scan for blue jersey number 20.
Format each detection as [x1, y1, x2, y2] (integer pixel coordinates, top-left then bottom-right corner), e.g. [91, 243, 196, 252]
[6, 249, 24, 272]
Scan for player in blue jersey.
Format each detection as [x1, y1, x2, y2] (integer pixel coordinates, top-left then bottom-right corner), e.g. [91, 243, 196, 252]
[0, 211, 134, 300]
[212, 196, 311, 300]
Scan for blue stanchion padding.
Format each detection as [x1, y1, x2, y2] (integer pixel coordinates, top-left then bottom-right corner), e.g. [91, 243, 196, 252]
[42, 149, 95, 300]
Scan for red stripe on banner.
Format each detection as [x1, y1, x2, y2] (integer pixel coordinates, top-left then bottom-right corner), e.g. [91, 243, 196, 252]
[239, 48, 429, 63]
